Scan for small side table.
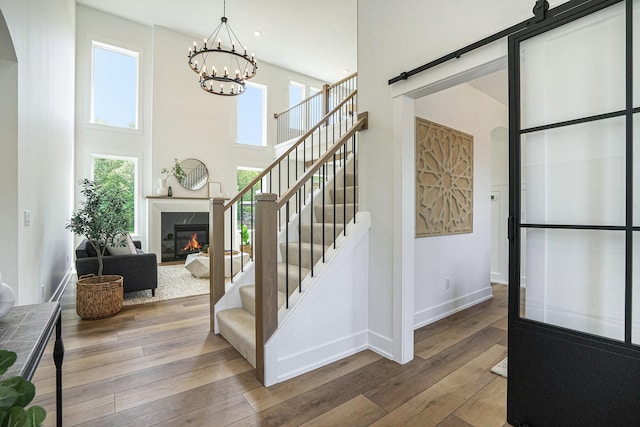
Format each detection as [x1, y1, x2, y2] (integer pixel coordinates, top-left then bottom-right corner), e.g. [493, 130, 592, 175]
[0, 302, 63, 427]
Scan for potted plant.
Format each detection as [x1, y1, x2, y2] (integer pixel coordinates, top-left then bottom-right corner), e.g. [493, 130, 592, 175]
[66, 179, 129, 319]
[240, 224, 252, 257]
[0, 349, 46, 426]
[161, 158, 186, 184]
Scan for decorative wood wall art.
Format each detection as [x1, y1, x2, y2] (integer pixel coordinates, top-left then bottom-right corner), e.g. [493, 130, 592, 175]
[415, 117, 474, 237]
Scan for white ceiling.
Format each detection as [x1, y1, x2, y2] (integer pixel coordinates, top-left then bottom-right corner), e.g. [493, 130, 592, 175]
[77, 0, 357, 84]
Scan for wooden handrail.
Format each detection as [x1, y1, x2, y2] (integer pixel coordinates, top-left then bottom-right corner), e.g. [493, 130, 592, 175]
[225, 90, 358, 209]
[276, 112, 368, 209]
[273, 92, 323, 119]
[328, 71, 358, 90]
[272, 72, 357, 119]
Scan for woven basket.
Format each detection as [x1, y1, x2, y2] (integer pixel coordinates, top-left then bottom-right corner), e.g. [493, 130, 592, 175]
[76, 274, 124, 320]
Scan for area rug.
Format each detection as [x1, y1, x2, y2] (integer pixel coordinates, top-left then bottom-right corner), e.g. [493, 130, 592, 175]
[123, 264, 209, 306]
[491, 357, 508, 378]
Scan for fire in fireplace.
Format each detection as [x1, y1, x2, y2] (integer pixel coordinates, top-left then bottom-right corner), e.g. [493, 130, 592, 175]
[182, 233, 202, 252]
[174, 224, 209, 260]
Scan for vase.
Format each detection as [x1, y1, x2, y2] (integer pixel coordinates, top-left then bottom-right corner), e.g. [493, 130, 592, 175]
[156, 177, 168, 196]
[0, 273, 15, 319]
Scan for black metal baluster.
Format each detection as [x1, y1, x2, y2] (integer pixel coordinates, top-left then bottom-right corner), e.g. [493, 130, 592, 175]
[343, 142, 347, 236]
[298, 190, 302, 293]
[286, 201, 290, 308]
[230, 204, 234, 283]
[322, 163, 326, 263]
[333, 153, 337, 249]
[353, 134, 357, 224]
[311, 180, 314, 277]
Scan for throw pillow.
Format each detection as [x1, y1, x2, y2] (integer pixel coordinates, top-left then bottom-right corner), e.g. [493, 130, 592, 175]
[107, 233, 138, 256]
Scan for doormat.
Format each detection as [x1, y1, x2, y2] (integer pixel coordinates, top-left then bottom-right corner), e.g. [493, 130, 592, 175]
[491, 356, 508, 378]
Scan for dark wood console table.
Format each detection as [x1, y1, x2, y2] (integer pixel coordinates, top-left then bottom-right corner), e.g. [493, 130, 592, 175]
[0, 302, 63, 426]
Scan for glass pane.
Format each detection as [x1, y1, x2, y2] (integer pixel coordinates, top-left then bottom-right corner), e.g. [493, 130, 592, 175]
[92, 43, 139, 129]
[634, 0, 640, 107]
[520, 3, 625, 129]
[521, 228, 625, 341]
[237, 84, 265, 146]
[634, 115, 640, 226]
[93, 157, 136, 233]
[634, 232, 640, 345]
[522, 117, 625, 226]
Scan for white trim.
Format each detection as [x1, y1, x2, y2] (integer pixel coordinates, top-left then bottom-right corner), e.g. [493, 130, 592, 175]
[413, 286, 494, 330]
[271, 331, 369, 385]
[50, 266, 74, 303]
[368, 331, 394, 359]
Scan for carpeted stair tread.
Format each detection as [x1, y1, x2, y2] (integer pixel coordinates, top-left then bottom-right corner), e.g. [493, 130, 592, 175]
[299, 223, 345, 246]
[217, 308, 256, 367]
[277, 263, 310, 295]
[239, 285, 287, 315]
[314, 203, 357, 224]
[330, 186, 357, 204]
[279, 241, 324, 270]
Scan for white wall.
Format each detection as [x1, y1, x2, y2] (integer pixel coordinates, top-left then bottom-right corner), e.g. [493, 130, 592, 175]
[151, 25, 325, 201]
[75, 7, 325, 252]
[357, 0, 570, 362]
[0, 0, 75, 304]
[75, 5, 153, 243]
[491, 126, 508, 284]
[412, 84, 507, 327]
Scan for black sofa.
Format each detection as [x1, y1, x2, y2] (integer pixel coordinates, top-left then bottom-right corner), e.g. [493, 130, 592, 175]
[75, 239, 158, 296]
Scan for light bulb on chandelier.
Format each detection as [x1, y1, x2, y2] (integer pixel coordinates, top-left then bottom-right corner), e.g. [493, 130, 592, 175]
[187, 0, 257, 96]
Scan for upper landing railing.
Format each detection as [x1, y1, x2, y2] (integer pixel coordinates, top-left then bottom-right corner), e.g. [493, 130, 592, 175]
[274, 73, 357, 145]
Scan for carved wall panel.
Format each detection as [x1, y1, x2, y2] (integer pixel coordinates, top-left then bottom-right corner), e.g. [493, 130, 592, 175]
[415, 117, 474, 237]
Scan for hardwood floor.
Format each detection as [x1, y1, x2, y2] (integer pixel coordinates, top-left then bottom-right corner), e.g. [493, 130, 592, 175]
[32, 284, 508, 426]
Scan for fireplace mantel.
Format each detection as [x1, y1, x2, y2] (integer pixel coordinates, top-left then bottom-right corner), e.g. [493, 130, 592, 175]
[147, 198, 210, 260]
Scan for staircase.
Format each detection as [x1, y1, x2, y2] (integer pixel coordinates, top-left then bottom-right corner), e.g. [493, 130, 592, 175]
[217, 169, 357, 367]
[208, 73, 368, 385]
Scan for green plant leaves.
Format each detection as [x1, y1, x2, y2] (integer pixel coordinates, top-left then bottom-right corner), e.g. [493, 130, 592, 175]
[0, 350, 46, 426]
[0, 386, 18, 410]
[0, 352, 17, 376]
[24, 406, 46, 427]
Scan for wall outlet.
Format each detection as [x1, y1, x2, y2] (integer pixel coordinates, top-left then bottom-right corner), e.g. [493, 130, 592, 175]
[41, 283, 45, 298]
[445, 277, 451, 289]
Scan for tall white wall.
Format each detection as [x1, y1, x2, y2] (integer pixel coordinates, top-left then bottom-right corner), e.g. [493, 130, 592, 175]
[75, 5, 153, 243]
[413, 84, 507, 327]
[357, 0, 570, 361]
[75, 7, 325, 251]
[0, 0, 75, 304]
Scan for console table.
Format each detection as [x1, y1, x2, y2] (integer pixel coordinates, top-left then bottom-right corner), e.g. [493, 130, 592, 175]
[0, 302, 63, 426]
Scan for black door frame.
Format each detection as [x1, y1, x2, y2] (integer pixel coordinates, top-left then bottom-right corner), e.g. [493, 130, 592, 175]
[508, 0, 640, 425]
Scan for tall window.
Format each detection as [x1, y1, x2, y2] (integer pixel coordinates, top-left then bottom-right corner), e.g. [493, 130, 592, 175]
[91, 41, 139, 129]
[290, 81, 306, 131]
[289, 81, 305, 107]
[92, 155, 138, 234]
[237, 83, 266, 146]
[237, 167, 262, 234]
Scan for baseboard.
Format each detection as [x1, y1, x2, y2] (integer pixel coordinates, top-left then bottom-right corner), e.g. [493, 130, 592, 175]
[413, 286, 494, 330]
[367, 330, 394, 359]
[273, 331, 369, 384]
[50, 266, 74, 303]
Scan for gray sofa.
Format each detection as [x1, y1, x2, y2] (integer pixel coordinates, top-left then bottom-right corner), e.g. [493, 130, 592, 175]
[75, 239, 158, 296]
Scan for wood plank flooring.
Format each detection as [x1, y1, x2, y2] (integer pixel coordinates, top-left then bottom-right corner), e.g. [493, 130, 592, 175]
[31, 284, 509, 426]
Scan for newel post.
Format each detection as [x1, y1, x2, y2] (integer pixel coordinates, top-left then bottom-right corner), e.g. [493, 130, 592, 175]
[210, 197, 226, 332]
[255, 193, 278, 385]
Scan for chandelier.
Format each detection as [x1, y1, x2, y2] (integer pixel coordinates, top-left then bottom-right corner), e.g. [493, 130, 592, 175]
[187, 0, 257, 96]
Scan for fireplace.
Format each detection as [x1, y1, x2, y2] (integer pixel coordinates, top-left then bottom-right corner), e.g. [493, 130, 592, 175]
[161, 212, 209, 262]
[174, 224, 208, 260]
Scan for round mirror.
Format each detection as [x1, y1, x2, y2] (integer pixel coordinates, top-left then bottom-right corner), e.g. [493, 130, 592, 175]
[176, 158, 209, 191]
